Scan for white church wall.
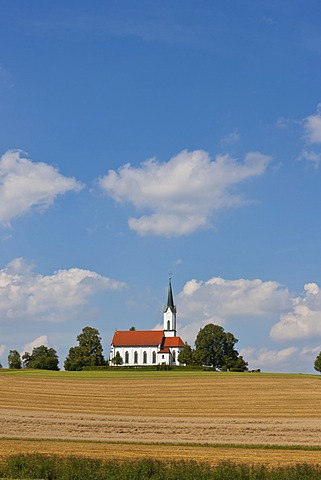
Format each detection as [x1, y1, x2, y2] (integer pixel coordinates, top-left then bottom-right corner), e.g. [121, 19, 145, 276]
[111, 345, 160, 366]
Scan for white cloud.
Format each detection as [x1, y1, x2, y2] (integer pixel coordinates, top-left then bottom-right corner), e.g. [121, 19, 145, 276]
[240, 345, 321, 373]
[275, 116, 297, 129]
[0, 150, 83, 226]
[270, 282, 321, 341]
[176, 275, 321, 344]
[178, 276, 290, 323]
[0, 345, 6, 359]
[0, 258, 126, 323]
[21, 336, 48, 356]
[170, 276, 291, 346]
[297, 149, 321, 168]
[304, 103, 321, 144]
[220, 129, 241, 146]
[99, 149, 270, 237]
[298, 104, 321, 168]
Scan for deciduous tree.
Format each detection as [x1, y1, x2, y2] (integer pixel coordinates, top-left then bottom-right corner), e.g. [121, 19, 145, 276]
[194, 323, 247, 371]
[8, 349, 22, 369]
[178, 342, 196, 365]
[314, 352, 321, 373]
[64, 326, 106, 371]
[22, 345, 59, 370]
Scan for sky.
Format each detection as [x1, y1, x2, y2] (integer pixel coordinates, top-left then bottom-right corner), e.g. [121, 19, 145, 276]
[1, 0, 321, 372]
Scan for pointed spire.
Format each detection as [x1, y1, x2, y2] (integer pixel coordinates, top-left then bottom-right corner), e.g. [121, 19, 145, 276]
[166, 273, 176, 313]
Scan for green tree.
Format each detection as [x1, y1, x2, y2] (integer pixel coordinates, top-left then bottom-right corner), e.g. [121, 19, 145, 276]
[194, 323, 246, 370]
[8, 349, 22, 369]
[314, 352, 321, 373]
[178, 342, 196, 365]
[22, 345, 59, 370]
[64, 346, 83, 371]
[111, 352, 123, 365]
[64, 326, 106, 371]
[228, 355, 248, 372]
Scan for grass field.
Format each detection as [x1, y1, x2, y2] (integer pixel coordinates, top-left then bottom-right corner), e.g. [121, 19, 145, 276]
[1, 369, 321, 467]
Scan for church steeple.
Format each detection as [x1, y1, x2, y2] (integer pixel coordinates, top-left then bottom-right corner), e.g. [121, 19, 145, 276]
[163, 275, 177, 336]
[166, 275, 176, 313]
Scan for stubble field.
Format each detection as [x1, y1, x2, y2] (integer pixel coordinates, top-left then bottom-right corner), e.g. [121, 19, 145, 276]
[1, 369, 321, 466]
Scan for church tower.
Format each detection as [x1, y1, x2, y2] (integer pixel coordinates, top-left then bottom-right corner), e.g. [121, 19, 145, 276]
[163, 276, 177, 337]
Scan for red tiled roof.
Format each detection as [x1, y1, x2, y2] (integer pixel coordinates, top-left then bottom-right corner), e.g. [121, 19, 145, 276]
[158, 347, 170, 354]
[112, 330, 164, 347]
[163, 336, 185, 348]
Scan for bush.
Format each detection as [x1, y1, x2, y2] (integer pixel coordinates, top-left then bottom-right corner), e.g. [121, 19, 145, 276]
[156, 363, 172, 370]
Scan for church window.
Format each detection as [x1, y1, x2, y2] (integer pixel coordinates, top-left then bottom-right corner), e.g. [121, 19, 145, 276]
[152, 351, 156, 364]
[167, 320, 170, 330]
[143, 351, 147, 364]
[125, 351, 129, 364]
[172, 350, 176, 362]
[134, 351, 138, 364]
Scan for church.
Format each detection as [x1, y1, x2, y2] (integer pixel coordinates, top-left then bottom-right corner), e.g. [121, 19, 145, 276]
[109, 278, 185, 366]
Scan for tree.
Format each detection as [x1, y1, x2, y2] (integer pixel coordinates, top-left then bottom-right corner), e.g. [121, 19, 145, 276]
[63, 347, 83, 371]
[228, 355, 248, 372]
[22, 345, 59, 370]
[129, 326, 136, 331]
[178, 342, 196, 365]
[314, 352, 321, 373]
[8, 349, 22, 369]
[64, 326, 106, 371]
[111, 352, 123, 365]
[194, 323, 247, 371]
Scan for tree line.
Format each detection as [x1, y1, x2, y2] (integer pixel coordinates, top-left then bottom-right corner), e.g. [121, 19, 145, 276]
[7, 327, 106, 371]
[4, 323, 321, 372]
[5, 323, 249, 372]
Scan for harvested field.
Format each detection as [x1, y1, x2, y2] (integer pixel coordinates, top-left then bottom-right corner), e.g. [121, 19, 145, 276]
[1, 439, 321, 467]
[1, 370, 321, 465]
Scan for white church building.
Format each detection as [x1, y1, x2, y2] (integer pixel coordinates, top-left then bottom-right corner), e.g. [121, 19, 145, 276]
[109, 278, 185, 366]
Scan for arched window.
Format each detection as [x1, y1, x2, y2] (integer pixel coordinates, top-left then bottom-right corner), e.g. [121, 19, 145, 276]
[143, 351, 147, 364]
[172, 350, 176, 363]
[134, 351, 138, 364]
[152, 351, 156, 364]
[167, 320, 170, 330]
[125, 351, 129, 364]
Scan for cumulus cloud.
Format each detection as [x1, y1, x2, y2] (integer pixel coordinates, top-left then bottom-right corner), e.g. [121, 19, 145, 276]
[240, 345, 316, 372]
[240, 345, 321, 372]
[0, 258, 126, 323]
[178, 276, 291, 325]
[99, 149, 270, 237]
[270, 282, 321, 340]
[176, 275, 321, 344]
[0, 150, 83, 226]
[165, 276, 290, 346]
[21, 336, 48, 356]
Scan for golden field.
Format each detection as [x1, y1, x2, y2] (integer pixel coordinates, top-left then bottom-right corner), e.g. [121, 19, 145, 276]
[1, 369, 321, 466]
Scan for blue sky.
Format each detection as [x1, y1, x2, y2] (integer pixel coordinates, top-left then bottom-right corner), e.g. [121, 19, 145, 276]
[1, 0, 321, 372]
